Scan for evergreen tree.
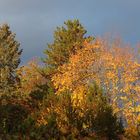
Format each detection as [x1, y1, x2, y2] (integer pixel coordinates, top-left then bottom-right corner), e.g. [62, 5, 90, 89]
[43, 19, 94, 75]
[0, 24, 22, 97]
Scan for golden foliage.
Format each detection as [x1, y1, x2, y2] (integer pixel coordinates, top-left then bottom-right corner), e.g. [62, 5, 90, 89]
[17, 59, 47, 96]
[52, 38, 140, 133]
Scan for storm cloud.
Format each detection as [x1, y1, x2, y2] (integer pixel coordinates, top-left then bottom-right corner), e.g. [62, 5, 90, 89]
[0, 0, 140, 64]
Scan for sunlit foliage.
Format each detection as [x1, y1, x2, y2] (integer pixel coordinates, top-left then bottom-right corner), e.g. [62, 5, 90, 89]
[0, 20, 140, 139]
[52, 38, 140, 138]
[36, 84, 123, 139]
[17, 59, 47, 97]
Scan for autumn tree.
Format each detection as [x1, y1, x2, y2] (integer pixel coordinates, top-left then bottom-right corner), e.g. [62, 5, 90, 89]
[36, 84, 123, 139]
[0, 24, 22, 98]
[52, 38, 140, 137]
[17, 60, 47, 96]
[17, 59, 52, 111]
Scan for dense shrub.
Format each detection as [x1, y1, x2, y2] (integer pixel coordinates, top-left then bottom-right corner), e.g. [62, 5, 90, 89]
[0, 103, 28, 136]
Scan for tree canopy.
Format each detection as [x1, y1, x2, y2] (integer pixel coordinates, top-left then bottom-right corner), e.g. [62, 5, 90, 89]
[0, 20, 140, 139]
[0, 24, 22, 97]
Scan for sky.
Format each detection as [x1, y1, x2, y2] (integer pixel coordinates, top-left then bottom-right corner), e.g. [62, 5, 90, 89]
[0, 0, 140, 64]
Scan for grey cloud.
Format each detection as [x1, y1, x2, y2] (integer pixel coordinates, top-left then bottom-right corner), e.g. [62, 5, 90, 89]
[0, 0, 140, 64]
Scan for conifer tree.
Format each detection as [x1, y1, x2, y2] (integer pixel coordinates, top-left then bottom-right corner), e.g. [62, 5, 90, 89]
[0, 24, 22, 97]
[44, 19, 94, 75]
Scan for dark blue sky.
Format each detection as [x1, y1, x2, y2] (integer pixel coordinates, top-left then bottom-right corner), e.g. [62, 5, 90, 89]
[0, 0, 140, 64]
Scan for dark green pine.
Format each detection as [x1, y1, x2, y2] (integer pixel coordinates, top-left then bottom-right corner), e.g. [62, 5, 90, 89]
[43, 19, 94, 75]
[0, 24, 22, 97]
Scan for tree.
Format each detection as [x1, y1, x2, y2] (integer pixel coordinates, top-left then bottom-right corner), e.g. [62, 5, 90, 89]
[0, 24, 22, 97]
[52, 38, 140, 137]
[17, 60, 51, 111]
[43, 19, 94, 76]
[17, 60, 47, 97]
[36, 84, 123, 139]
